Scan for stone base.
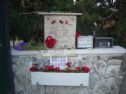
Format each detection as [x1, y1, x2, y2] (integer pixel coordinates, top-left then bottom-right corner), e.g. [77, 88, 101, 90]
[11, 47, 126, 94]
[12, 54, 126, 94]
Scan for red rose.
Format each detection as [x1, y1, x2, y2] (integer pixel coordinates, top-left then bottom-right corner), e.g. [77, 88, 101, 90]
[82, 66, 90, 73]
[49, 66, 54, 70]
[66, 62, 71, 68]
[45, 36, 56, 48]
[29, 67, 37, 72]
[75, 32, 80, 39]
[46, 36, 53, 40]
[75, 67, 81, 71]
[54, 67, 61, 72]
[45, 65, 54, 71]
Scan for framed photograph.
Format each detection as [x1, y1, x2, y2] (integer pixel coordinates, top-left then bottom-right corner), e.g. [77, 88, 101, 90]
[76, 36, 93, 49]
[94, 37, 113, 48]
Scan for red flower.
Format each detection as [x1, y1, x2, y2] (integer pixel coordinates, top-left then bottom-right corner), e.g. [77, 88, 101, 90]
[54, 67, 61, 72]
[82, 66, 90, 73]
[45, 36, 56, 48]
[29, 67, 37, 72]
[46, 36, 52, 40]
[66, 62, 71, 68]
[75, 67, 81, 71]
[49, 66, 54, 70]
[45, 65, 54, 71]
[75, 32, 80, 39]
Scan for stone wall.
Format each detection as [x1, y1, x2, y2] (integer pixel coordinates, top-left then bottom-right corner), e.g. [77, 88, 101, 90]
[12, 54, 126, 94]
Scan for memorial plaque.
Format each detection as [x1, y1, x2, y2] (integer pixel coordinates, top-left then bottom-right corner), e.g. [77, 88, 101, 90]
[77, 36, 93, 48]
[44, 15, 76, 49]
[50, 57, 68, 69]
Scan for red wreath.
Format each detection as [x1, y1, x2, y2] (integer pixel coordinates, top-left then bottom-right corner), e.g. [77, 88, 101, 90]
[45, 36, 56, 48]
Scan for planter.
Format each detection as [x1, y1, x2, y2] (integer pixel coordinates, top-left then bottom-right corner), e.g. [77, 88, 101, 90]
[31, 72, 89, 86]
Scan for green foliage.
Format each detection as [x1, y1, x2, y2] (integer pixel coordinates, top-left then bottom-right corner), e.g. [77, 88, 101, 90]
[9, 0, 73, 42]
[22, 41, 47, 50]
[9, 0, 126, 48]
[50, 0, 73, 11]
[75, 0, 101, 35]
[114, 0, 126, 47]
[9, 0, 44, 42]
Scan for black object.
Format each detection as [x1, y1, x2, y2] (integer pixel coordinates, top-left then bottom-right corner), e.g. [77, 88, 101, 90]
[94, 37, 113, 48]
[0, 0, 15, 94]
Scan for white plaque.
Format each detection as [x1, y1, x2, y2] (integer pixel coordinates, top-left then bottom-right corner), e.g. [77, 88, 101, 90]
[50, 57, 68, 69]
[44, 15, 76, 49]
[77, 36, 93, 48]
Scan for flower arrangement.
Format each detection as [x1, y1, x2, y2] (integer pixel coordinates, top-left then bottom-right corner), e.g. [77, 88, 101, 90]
[29, 62, 90, 73]
[14, 41, 47, 51]
[15, 42, 28, 51]
[14, 32, 81, 50]
[14, 35, 56, 51]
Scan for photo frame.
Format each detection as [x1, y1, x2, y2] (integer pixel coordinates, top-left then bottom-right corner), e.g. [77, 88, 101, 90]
[76, 36, 93, 49]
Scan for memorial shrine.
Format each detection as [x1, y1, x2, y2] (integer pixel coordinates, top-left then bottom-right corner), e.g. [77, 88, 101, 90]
[11, 12, 126, 94]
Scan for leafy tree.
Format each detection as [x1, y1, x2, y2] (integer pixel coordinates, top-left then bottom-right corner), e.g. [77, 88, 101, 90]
[115, 0, 126, 47]
[74, 0, 100, 35]
[9, 0, 73, 43]
[9, 0, 126, 47]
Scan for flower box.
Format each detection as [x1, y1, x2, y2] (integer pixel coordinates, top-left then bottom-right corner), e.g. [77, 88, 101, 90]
[31, 72, 89, 86]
